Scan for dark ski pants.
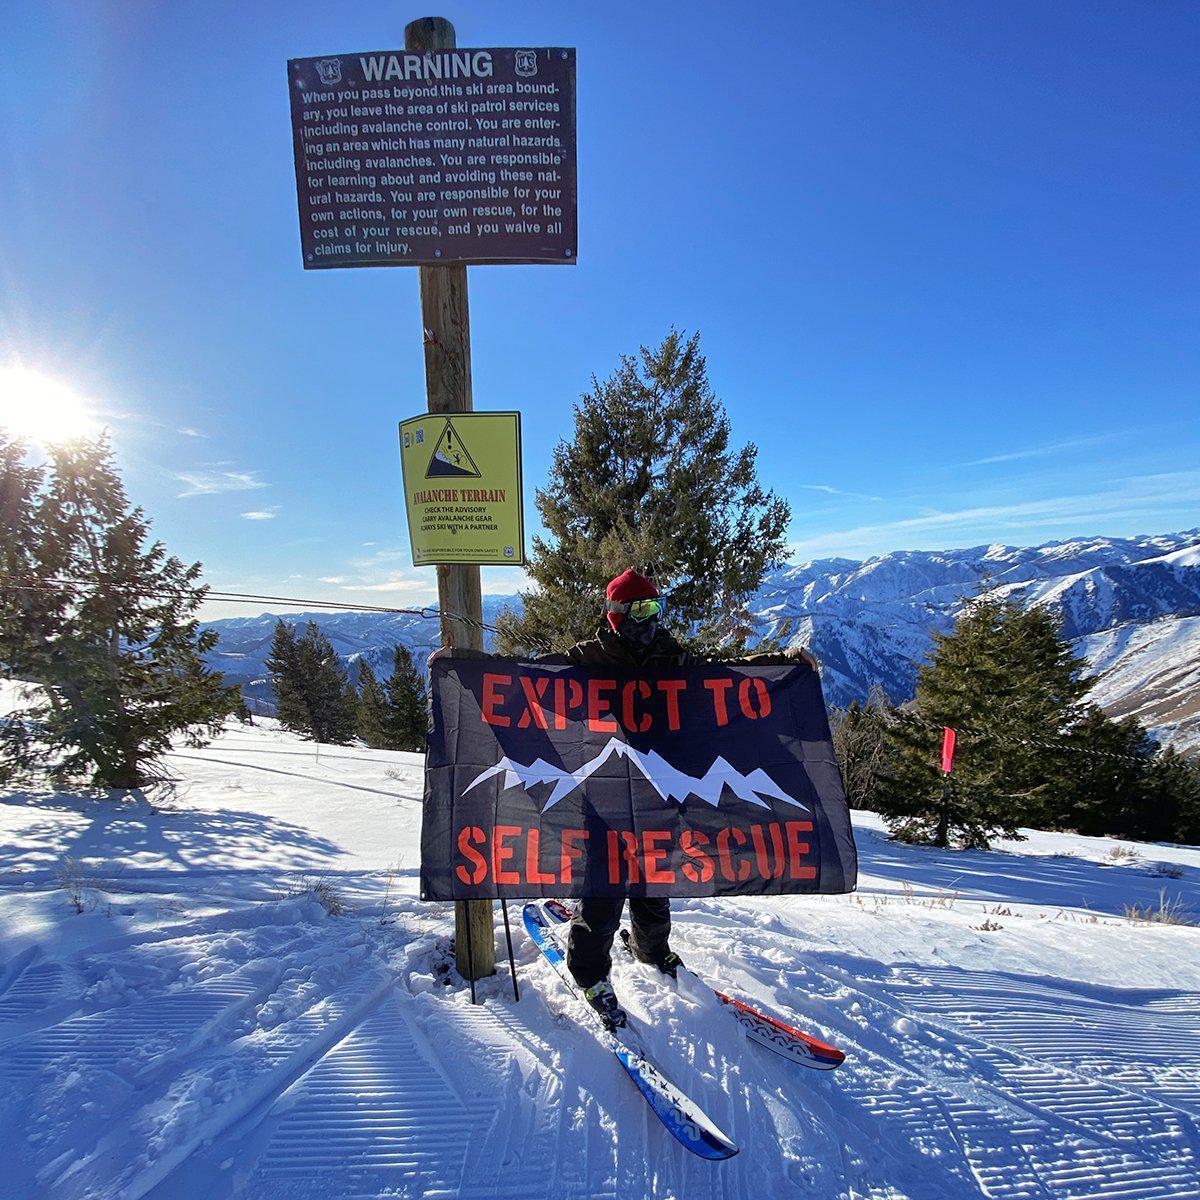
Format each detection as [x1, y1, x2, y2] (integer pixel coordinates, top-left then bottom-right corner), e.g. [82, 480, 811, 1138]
[567, 896, 671, 989]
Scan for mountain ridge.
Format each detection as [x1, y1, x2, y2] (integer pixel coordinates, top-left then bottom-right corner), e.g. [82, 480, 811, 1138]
[202, 529, 1200, 751]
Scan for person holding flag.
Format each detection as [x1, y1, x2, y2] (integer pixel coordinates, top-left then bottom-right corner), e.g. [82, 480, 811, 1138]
[537, 568, 818, 1029]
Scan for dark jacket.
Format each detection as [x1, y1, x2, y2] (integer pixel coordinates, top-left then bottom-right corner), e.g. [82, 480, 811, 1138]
[537, 624, 815, 673]
[536, 623, 696, 668]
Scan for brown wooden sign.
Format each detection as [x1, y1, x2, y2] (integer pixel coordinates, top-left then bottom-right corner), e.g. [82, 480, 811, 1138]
[287, 47, 577, 268]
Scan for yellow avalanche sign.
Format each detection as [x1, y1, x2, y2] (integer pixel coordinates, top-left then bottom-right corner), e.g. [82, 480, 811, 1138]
[398, 412, 524, 566]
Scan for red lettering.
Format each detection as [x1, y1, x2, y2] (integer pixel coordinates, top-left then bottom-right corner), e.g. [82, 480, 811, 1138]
[525, 827, 555, 885]
[751, 822, 787, 879]
[705, 677, 733, 726]
[518, 675, 550, 729]
[620, 830, 642, 883]
[553, 678, 586, 729]
[739, 677, 771, 719]
[554, 677, 567, 729]
[560, 828, 589, 884]
[657, 679, 686, 731]
[622, 679, 652, 732]
[681, 830, 714, 884]
[607, 829, 621, 885]
[786, 820, 817, 879]
[491, 824, 521, 885]
[716, 826, 751, 883]
[642, 830, 675, 884]
[482, 673, 511, 727]
[455, 825, 487, 886]
[588, 678, 618, 732]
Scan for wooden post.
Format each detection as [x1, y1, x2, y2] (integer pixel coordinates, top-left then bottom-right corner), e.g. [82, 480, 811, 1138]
[406, 14, 496, 984]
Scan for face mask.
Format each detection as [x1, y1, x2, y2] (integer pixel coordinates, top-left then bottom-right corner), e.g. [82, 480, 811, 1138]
[619, 615, 659, 652]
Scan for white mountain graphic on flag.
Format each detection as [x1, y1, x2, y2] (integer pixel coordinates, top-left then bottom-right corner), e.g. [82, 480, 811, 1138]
[463, 737, 808, 813]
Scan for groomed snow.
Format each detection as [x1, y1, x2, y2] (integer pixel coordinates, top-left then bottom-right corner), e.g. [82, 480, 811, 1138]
[1, 720, 1198, 1199]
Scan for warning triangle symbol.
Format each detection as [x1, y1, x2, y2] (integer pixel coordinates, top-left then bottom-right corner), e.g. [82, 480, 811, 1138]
[425, 419, 482, 479]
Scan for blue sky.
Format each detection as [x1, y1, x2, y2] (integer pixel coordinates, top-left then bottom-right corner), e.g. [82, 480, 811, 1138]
[2, 1, 1197, 618]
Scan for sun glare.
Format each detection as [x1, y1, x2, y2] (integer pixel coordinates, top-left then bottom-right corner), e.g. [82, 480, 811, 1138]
[0, 365, 100, 446]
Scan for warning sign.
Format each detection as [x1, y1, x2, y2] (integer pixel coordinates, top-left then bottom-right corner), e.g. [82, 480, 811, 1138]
[399, 412, 524, 566]
[426, 421, 481, 479]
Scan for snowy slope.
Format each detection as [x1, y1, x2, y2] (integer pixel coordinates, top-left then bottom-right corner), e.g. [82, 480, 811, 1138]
[1079, 614, 1200, 751]
[202, 529, 1200, 748]
[2, 720, 1199, 1199]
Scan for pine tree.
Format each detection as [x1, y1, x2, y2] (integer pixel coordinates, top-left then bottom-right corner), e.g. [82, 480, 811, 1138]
[1147, 746, 1200, 844]
[355, 658, 389, 748]
[830, 685, 894, 811]
[266, 620, 309, 734]
[384, 643, 426, 752]
[0, 434, 48, 782]
[0, 434, 46, 672]
[1, 435, 239, 788]
[1050, 707, 1160, 838]
[297, 623, 358, 744]
[264, 620, 356, 744]
[496, 330, 791, 656]
[875, 595, 1091, 848]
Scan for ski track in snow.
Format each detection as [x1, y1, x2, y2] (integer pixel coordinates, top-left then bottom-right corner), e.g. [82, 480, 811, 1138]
[0, 719, 1198, 1199]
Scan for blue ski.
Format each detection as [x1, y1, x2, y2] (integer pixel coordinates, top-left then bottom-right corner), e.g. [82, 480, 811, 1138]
[522, 901, 739, 1161]
[542, 900, 845, 1072]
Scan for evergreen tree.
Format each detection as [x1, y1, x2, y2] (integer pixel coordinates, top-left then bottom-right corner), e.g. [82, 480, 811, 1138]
[1147, 746, 1200, 844]
[830, 685, 894, 811]
[384, 643, 426, 752]
[496, 330, 791, 656]
[297, 623, 358, 744]
[875, 595, 1090, 848]
[0, 435, 239, 788]
[265, 620, 357, 744]
[1050, 707, 1160, 838]
[355, 658, 389, 748]
[0, 434, 46, 673]
[265, 620, 309, 734]
[0, 434, 47, 781]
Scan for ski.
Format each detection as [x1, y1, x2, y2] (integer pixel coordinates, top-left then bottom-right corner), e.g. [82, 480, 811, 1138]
[522, 901, 739, 1161]
[541, 900, 844, 1071]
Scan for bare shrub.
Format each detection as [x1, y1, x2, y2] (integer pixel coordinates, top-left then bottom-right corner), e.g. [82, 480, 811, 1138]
[972, 919, 1004, 932]
[899, 880, 959, 909]
[280, 875, 347, 916]
[311, 879, 347, 916]
[1148, 862, 1185, 880]
[379, 859, 405, 927]
[1124, 890, 1193, 926]
[1103, 845, 1142, 865]
[56, 857, 88, 913]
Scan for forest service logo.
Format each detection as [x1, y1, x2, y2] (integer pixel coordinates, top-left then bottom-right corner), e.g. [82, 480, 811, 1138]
[515, 50, 538, 78]
[315, 58, 342, 87]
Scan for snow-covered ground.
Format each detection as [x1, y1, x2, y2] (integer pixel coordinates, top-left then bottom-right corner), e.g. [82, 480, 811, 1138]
[2, 721, 1199, 1199]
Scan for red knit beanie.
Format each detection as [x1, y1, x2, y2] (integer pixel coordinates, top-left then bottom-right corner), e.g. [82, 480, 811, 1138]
[605, 569, 659, 630]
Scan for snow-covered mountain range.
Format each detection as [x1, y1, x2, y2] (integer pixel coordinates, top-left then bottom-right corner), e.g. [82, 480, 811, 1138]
[201, 529, 1200, 750]
[751, 530, 1200, 749]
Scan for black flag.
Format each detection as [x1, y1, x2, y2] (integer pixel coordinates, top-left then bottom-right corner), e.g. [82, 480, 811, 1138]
[421, 657, 858, 900]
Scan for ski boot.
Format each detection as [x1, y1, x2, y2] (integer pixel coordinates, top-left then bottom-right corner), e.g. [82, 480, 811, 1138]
[583, 979, 628, 1031]
[621, 929, 683, 979]
[653, 949, 683, 979]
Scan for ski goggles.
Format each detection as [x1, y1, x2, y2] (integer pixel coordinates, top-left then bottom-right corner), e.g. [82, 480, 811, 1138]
[606, 597, 665, 622]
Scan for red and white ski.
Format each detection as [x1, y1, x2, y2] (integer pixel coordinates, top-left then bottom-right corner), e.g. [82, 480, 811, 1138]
[543, 900, 844, 1071]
